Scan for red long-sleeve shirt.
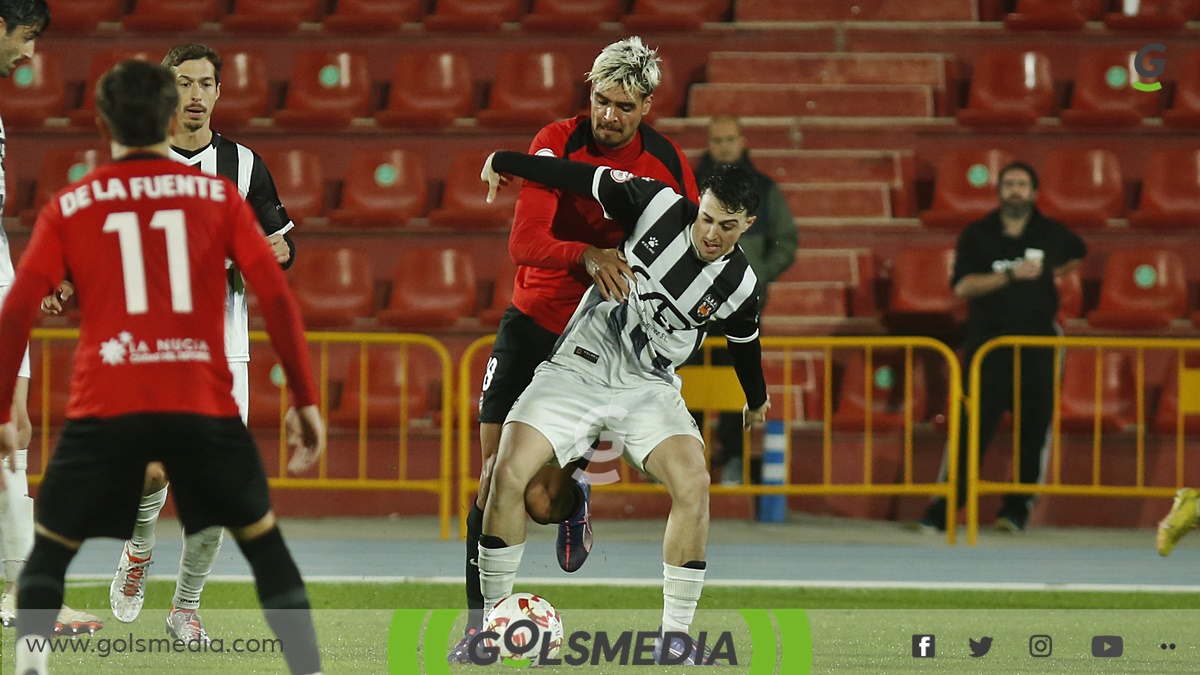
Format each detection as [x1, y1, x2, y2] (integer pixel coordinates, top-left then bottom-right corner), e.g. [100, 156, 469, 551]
[0, 155, 316, 422]
[509, 115, 697, 334]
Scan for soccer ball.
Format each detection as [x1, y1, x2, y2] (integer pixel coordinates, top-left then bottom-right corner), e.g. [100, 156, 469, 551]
[483, 592, 564, 665]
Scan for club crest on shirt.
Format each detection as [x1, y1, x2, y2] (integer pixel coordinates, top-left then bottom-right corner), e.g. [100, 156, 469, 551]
[691, 293, 722, 322]
[610, 169, 635, 183]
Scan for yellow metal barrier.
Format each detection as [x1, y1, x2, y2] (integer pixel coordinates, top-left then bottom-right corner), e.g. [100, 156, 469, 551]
[26, 328, 455, 540]
[965, 335, 1200, 546]
[457, 334, 962, 544]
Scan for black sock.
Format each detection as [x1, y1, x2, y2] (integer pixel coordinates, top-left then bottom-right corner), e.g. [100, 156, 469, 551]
[17, 534, 78, 642]
[683, 560, 707, 571]
[236, 527, 321, 675]
[479, 534, 508, 549]
[465, 501, 485, 631]
[561, 484, 583, 522]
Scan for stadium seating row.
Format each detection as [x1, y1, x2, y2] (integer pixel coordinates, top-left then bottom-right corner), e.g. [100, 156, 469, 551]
[922, 147, 1200, 231]
[48, 0, 735, 34]
[11, 142, 1200, 230]
[0, 48, 686, 131]
[1004, 0, 1200, 31]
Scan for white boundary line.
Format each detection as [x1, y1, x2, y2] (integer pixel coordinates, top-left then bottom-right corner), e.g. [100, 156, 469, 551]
[63, 575, 1200, 593]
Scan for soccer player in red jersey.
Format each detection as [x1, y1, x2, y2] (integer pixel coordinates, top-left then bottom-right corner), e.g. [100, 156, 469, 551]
[452, 36, 698, 662]
[0, 61, 325, 675]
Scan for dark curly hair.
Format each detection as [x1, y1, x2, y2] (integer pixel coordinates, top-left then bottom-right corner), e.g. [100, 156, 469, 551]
[698, 163, 760, 216]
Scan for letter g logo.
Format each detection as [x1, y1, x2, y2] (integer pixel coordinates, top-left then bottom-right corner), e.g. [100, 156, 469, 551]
[1133, 43, 1166, 92]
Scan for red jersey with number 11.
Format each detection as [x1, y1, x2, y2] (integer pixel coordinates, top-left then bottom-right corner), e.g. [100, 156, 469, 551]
[0, 155, 316, 421]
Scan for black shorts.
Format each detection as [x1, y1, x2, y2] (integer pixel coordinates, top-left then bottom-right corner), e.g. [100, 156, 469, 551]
[477, 306, 560, 424]
[36, 413, 271, 541]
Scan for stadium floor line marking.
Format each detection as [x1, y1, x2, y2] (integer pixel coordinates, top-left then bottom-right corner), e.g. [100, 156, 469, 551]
[63, 575, 1200, 593]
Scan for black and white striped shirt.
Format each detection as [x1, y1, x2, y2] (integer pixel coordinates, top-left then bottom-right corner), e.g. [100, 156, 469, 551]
[168, 133, 294, 363]
[552, 169, 760, 386]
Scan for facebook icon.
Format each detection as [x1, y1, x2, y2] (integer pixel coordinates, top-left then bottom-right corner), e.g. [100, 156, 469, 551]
[912, 634, 936, 658]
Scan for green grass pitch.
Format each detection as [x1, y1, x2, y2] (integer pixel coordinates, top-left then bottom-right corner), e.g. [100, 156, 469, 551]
[2, 581, 1198, 672]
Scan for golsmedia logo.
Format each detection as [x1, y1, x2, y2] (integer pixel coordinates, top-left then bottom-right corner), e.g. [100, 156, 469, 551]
[1133, 43, 1166, 92]
[385, 609, 813, 673]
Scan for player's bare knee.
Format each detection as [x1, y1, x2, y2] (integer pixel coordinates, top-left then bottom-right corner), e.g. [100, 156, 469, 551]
[490, 457, 530, 504]
[143, 462, 168, 494]
[231, 512, 277, 542]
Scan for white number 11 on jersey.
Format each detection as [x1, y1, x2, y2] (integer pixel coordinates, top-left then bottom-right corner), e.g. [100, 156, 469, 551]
[103, 209, 193, 314]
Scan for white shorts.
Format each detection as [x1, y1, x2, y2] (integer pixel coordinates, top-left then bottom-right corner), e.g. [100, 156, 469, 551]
[0, 285, 31, 379]
[229, 360, 249, 424]
[505, 362, 702, 473]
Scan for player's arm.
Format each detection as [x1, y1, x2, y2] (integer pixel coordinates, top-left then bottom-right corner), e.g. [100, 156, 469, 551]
[247, 153, 296, 269]
[0, 206, 66, 425]
[226, 196, 324, 470]
[723, 297, 770, 428]
[484, 151, 669, 233]
[951, 229, 1013, 299]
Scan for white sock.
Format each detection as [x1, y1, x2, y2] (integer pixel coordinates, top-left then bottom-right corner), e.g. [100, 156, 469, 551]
[129, 486, 168, 557]
[662, 562, 706, 636]
[1, 449, 33, 585]
[477, 541, 524, 612]
[173, 527, 224, 610]
[16, 633, 49, 675]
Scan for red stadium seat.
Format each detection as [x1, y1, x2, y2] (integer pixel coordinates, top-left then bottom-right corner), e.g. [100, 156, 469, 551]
[428, 150, 521, 230]
[44, 0, 123, 31]
[26, 342, 76, 427]
[207, 51, 269, 129]
[1037, 148, 1124, 230]
[221, 0, 321, 32]
[122, 0, 222, 31]
[0, 53, 63, 127]
[328, 149, 428, 228]
[324, 0, 423, 32]
[1087, 248, 1188, 330]
[623, 0, 731, 31]
[476, 51, 574, 130]
[256, 149, 324, 224]
[1004, 0, 1105, 30]
[375, 51, 473, 129]
[886, 247, 965, 323]
[69, 50, 158, 127]
[832, 349, 928, 431]
[920, 149, 1015, 229]
[1058, 349, 1138, 433]
[762, 283, 849, 335]
[25, 147, 107, 224]
[273, 51, 372, 130]
[245, 343, 336, 429]
[1163, 51, 1200, 128]
[689, 84, 933, 119]
[521, 0, 621, 31]
[1105, 0, 1199, 30]
[480, 262, 516, 327]
[329, 348, 438, 428]
[288, 248, 375, 328]
[1128, 148, 1200, 229]
[377, 249, 477, 329]
[1060, 49, 1161, 128]
[778, 249, 877, 318]
[1055, 268, 1083, 325]
[956, 50, 1054, 129]
[422, 0, 520, 31]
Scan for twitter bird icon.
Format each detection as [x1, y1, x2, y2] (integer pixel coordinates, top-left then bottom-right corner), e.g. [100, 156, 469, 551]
[969, 637, 993, 657]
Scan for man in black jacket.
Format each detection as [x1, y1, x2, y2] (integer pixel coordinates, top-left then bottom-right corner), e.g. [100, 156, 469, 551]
[919, 161, 1085, 534]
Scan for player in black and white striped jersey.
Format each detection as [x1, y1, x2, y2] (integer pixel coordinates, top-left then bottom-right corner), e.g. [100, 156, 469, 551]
[95, 43, 296, 645]
[476, 152, 770, 665]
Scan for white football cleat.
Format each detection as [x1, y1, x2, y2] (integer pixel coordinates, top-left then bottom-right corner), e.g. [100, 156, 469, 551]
[0, 590, 15, 627]
[165, 606, 211, 645]
[55, 606, 104, 637]
[110, 543, 152, 623]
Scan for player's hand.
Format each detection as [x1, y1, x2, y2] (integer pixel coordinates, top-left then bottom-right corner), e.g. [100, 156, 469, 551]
[285, 405, 325, 475]
[0, 421, 16, 488]
[1011, 258, 1043, 281]
[265, 234, 291, 265]
[581, 246, 634, 302]
[743, 396, 771, 429]
[40, 280, 75, 315]
[480, 152, 512, 204]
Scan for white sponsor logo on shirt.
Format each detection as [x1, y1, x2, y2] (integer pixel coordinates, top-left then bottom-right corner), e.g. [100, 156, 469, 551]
[100, 331, 211, 365]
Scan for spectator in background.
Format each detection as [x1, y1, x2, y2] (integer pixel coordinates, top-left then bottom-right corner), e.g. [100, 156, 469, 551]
[692, 114, 797, 484]
[918, 161, 1085, 534]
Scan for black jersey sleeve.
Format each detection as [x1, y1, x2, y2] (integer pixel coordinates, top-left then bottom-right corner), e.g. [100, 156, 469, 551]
[725, 294, 767, 409]
[592, 169, 673, 235]
[247, 153, 294, 236]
